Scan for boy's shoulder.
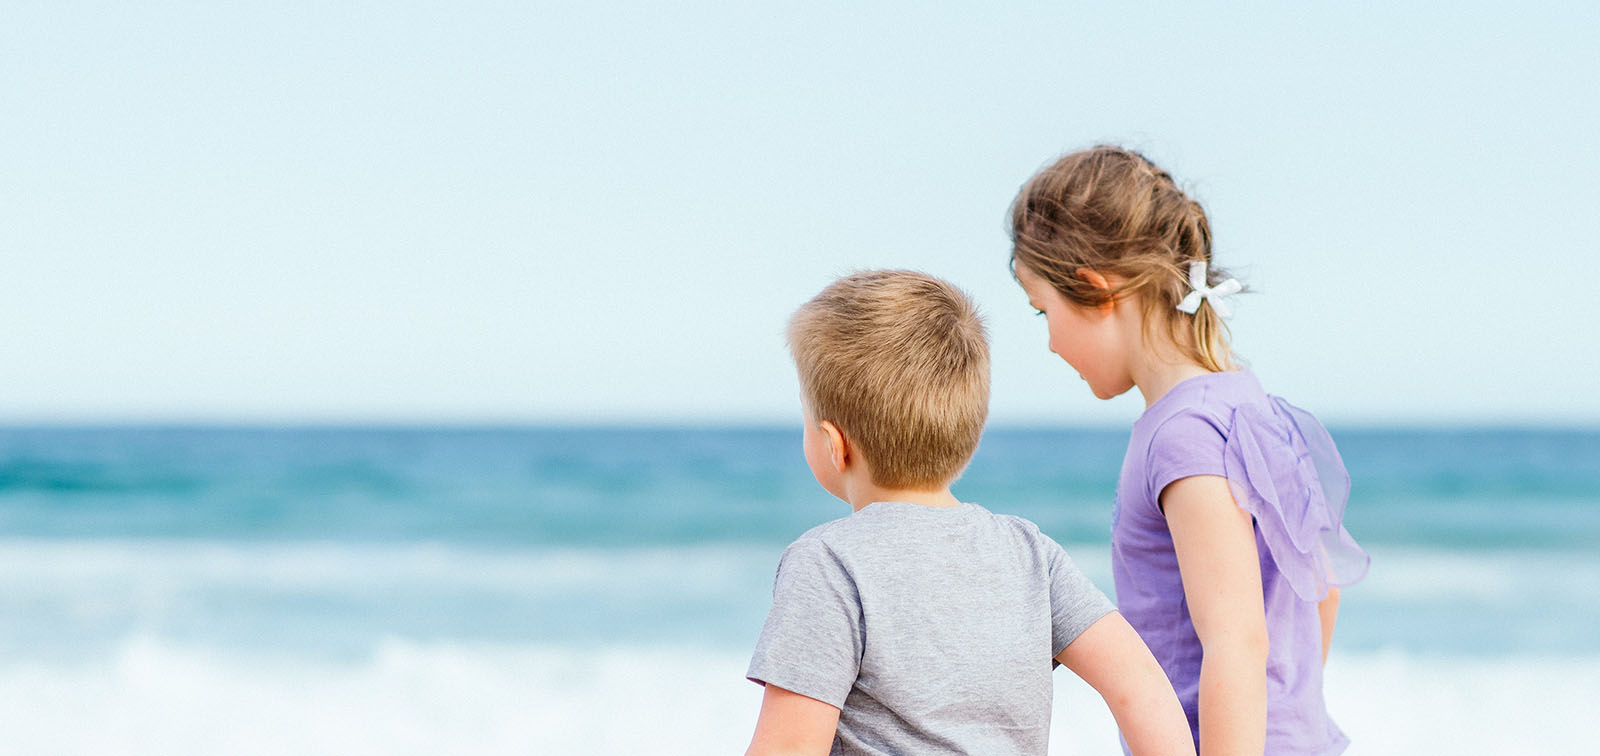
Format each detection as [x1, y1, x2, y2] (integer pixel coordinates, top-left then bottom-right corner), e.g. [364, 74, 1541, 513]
[985, 508, 1047, 535]
[770, 513, 858, 573]
[793, 512, 856, 541]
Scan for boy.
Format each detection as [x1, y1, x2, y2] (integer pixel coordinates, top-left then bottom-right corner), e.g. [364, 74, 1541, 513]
[745, 270, 1194, 756]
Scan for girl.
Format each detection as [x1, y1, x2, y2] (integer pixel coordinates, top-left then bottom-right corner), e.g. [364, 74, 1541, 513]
[1008, 146, 1369, 756]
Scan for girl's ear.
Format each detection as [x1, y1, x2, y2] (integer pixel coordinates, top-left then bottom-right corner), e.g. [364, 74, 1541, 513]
[818, 420, 849, 473]
[1075, 268, 1118, 314]
[1075, 268, 1112, 291]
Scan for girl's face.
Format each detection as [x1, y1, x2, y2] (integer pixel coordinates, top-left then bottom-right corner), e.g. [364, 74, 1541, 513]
[1015, 264, 1136, 400]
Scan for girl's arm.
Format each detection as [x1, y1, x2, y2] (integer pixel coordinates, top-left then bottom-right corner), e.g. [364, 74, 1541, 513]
[1057, 612, 1197, 756]
[1318, 587, 1340, 665]
[744, 684, 839, 756]
[1163, 475, 1268, 756]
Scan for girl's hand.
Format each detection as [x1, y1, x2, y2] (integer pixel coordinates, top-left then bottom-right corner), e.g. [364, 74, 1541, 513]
[1163, 475, 1269, 756]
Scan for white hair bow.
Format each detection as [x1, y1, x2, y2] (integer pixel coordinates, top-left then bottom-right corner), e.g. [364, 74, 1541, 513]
[1176, 261, 1242, 318]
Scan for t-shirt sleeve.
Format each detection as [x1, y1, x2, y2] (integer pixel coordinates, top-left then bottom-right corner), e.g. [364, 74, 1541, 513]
[1144, 408, 1229, 508]
[1046, 539, 1116, 656]
[745, 537, 863, 708]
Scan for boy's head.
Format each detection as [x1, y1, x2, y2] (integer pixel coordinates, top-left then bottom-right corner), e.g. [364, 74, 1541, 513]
[787, 270, 989, 490]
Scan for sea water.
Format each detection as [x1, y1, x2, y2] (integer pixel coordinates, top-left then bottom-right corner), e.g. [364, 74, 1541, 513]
[1, 426, 1597, 754]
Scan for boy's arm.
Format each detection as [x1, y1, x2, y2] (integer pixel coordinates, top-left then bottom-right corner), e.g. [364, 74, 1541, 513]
[1057, 611, 1196, 756]
[1318, 587, 1340, 665]
[744, 684, 840, 756]
[1163, 474, 1269, 756]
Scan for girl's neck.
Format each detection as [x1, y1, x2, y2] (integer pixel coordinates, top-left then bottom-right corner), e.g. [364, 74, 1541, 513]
[1111, 292, 1235, 409]
[1128, 345, 1222, 410]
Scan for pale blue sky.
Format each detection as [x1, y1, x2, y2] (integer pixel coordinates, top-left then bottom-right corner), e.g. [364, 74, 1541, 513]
[3, 2, 1596, 425]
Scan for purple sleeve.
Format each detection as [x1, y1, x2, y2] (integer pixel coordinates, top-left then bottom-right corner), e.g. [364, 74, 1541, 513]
[1144, 409, 1229, 509]
[1222, 398, 1371, 601]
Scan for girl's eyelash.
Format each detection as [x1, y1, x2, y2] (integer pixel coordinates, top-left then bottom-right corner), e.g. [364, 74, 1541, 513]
[1033, 309, 1046, 316]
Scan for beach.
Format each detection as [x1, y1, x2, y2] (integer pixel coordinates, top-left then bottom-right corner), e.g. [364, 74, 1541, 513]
[1, 426, 1596, 754]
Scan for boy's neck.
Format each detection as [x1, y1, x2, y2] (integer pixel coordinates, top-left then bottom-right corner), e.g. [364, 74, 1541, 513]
[842, 481, 962, 512]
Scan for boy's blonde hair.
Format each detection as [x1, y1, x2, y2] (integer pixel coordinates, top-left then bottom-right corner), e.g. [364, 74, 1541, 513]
[1010, 145, 1240, 372]
[788, 270, 989, 490]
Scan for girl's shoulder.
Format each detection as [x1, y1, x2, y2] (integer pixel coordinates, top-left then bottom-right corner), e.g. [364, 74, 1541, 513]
[1142, 371, 1369, 600]
[1125, 372, 1258, 507]
[1134, 369, 1342, 488]
[1134, 370, 1266, 441]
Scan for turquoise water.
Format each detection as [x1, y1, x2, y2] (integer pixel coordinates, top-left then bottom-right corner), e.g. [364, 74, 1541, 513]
[2, 425, 1596, 656]
[1, 426, 1597, 754]
[6, 426, 1596, 547]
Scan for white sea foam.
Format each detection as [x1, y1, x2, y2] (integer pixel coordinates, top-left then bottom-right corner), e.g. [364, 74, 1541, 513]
[0, 538, 777, 595]
[3, 539, 1594, 619]
[3, 538, 1598, 659]
[0, 538, 776, 636]
[1363, 548, 1600, 601]
[0, 638, 1594, 756]
[3, 538, 1594, 594]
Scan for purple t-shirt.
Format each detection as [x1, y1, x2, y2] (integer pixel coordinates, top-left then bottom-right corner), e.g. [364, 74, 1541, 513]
[1112, 371, 1369, 756]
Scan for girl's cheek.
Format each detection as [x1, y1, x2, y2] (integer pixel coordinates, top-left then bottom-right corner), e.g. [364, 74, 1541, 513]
[1050, 334, 1078, 367]
[1045, 323, 1067, 359]
[1045, 318, 1072, 359]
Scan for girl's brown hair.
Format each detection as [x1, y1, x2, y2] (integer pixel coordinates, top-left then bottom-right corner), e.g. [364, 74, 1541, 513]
[1009, 145, 1240, 372]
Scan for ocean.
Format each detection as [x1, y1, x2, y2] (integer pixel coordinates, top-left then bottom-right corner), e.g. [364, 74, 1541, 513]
[1, 426, 1597, 754]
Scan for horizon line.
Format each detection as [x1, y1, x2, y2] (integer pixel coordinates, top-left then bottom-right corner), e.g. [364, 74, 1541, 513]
[2, 419, 1598, 433]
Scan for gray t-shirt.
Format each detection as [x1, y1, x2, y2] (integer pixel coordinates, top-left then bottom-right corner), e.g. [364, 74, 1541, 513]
[747, 501, 1115, 756]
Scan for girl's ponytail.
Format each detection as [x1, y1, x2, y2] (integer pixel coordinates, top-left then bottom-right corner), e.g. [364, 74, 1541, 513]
[1176, 200, 1234, 373]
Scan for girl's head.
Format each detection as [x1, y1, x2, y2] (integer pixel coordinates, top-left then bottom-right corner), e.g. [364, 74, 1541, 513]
[1009, 145, 1240, 395]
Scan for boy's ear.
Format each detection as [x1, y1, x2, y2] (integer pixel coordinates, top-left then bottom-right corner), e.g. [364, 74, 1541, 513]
[1075, 268, 1118, 314]
[818, 420, 849, 473]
